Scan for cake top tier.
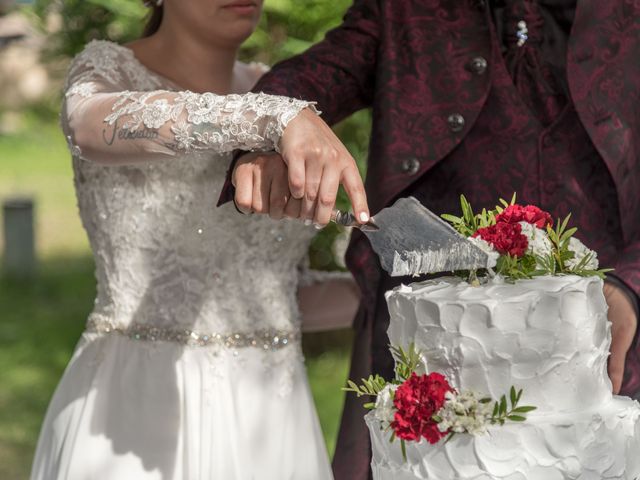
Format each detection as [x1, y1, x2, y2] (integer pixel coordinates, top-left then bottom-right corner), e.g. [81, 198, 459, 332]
[386, 274, 613, 414]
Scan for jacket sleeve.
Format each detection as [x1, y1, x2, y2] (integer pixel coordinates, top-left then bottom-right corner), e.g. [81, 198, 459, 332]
[253, 0, 380, 125]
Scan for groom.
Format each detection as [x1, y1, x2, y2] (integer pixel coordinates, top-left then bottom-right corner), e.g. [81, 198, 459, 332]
[221, 1, 640, 478]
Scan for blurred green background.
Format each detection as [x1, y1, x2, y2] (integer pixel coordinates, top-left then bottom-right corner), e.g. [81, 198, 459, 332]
[0, 1, 370, 478]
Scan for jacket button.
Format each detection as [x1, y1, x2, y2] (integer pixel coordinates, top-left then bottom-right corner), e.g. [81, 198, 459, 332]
[401, 157, 421, 175]
[542, 134, 555, 148]
[467, 56, 488, 75]
[447, 113, 465, 133]
[474, 0, 486, 9]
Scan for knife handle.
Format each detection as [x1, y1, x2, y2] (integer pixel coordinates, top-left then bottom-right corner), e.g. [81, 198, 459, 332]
[331, 209, 359, 228]
[330, 209, 379, 231]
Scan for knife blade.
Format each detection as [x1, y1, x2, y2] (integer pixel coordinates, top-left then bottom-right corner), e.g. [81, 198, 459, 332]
[331, 197, 495, 276]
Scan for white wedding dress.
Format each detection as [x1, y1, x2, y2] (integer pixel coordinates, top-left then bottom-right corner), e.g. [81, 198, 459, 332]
[31, 40, 334, 480]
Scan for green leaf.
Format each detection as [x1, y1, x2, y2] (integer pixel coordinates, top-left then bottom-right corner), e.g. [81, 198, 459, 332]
[492, 401, 499, 417]
[443, 431, 456, 444]
[499, 396, 507, 416]
[391, 343, 423, 381]
[432, 414, 442, 423]
[364, 402, 376, 409]
[510, 386, 517, 407]
[401, 439, 407, 462]
[560, 227, 577, 243]
[560, 214, 571, 234]
[512, 406, 537, 413]
[479, 397, 492, 404]
[516, 389, 523, 403]
[507, 415, 527, 422]
[441, 214, 463, 223]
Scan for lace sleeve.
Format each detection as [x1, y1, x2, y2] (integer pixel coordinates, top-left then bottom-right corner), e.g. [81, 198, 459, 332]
[62, 41, 315, 164]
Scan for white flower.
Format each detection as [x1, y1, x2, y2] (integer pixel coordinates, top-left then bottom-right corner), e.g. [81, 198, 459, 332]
[185, 92, 223, 125]
[141, 99, 172, 129]
[467, 236, 500, 268]
[171, 121, 195, 150]
[518, 221, 553, 261]
[67, 82, 97, 98]
[436, 390, 493, 436]
[566, 236, 599, 270]
[374, 384, 398, 427]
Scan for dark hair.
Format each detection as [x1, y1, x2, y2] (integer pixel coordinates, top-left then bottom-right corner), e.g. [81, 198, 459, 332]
[142, 5, 163, 37]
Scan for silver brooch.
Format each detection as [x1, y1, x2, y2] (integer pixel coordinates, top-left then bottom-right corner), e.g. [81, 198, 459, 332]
[516, 20, 529, 47]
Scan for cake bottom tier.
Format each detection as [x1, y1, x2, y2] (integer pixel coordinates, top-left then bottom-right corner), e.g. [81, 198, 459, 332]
[367, 396, 640, 480]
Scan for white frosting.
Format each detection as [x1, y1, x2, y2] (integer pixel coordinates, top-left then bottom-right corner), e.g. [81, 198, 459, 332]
[385, 275, 612, 413]
[367, 396, 640, 479]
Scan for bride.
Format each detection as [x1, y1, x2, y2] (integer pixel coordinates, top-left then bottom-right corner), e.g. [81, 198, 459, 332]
[30, 0, 356, 478]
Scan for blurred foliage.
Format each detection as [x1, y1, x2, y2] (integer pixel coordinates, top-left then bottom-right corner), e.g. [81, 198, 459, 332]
[28, 0, 371, 270]
[29, 0, 147, 58]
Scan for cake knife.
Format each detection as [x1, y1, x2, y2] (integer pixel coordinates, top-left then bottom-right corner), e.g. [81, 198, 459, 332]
[331, 196, 496, 277]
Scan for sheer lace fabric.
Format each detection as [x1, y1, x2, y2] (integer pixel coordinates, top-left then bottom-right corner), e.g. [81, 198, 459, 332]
[63, 40, 314, 164]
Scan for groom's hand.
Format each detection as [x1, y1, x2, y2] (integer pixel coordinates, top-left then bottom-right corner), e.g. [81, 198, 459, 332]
[233, 151, 293, 220]
[278, 108, 369, 226]
[604, 282, 638, 394]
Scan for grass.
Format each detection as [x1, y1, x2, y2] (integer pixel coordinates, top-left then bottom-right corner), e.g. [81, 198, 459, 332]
[0, 256, 96, 480]
[0, 111, 89, 256]
[0, 113, 352, 479]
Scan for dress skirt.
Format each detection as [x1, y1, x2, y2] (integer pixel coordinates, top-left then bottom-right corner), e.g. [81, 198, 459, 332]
[30, 332, 333, 480]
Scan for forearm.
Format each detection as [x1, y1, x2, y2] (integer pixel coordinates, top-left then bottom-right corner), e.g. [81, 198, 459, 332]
[63, 89, 313, 165]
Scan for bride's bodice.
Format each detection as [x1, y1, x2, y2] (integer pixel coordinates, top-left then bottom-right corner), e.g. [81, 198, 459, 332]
[64, 41, 317, 338]
[76, 156, 315, 335]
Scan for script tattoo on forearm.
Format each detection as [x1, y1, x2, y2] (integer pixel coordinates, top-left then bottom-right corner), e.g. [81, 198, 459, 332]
[103, 118, 160, 145]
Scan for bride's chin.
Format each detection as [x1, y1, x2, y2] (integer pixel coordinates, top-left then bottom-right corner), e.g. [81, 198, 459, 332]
[207, 27, 256, 47]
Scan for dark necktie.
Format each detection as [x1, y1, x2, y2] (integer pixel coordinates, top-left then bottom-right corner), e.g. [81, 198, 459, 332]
[503, 0, 567, 126]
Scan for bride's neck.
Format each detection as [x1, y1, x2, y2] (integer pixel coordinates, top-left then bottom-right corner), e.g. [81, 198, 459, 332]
[138, 24, 240, 94]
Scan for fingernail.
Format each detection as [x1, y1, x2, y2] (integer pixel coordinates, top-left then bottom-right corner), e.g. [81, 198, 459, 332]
[304, 219, 313, 226]
[359, 212, 369, 222]
[314, 223, 323, 230]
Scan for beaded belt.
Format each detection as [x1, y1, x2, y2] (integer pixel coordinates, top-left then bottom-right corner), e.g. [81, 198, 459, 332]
[85, 317, 300, 350]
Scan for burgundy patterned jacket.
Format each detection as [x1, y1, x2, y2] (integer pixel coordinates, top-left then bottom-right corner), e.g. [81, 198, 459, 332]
[222, 0, 640, 475]
[248, 0, 640, 351]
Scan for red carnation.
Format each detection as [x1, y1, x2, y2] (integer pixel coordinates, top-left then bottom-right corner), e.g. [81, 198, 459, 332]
[496, 204, 553, 229]
[391, 372, 454, 444]
[473, 222, 529, 258]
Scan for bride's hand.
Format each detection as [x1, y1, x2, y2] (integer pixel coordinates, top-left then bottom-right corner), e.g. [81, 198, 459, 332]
[604, 281, 638, 394]
[279, 108, 369, 226]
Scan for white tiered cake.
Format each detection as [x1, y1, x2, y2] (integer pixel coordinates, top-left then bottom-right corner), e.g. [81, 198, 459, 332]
[367, 275, 640, 479]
